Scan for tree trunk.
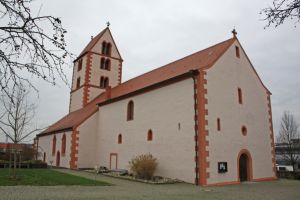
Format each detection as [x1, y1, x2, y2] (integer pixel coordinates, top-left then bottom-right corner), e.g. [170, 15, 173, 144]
[13, 150, 17, 179]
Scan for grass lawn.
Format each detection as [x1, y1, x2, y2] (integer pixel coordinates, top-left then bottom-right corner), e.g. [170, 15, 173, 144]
[0, 169, 110, 186]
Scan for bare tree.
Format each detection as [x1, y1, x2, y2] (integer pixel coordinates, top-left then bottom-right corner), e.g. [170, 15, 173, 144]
[261, 0, 300, 27]
[277, 111, 300, 178]
[0, 0, 72, 101]
[0, 84, 43, 179]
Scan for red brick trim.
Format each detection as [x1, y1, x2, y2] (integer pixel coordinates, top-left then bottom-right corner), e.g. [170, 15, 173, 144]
[196, 69, 209, 186]
[267, 94, 277, 177]
[69, 129, 79, 169]
[118, 61, 122, 84]
[83, 53, 92, 106]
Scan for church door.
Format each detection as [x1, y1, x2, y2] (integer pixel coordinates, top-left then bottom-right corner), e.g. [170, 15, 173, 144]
[239, 154, 248, 182]
[110, 153, 118, 170]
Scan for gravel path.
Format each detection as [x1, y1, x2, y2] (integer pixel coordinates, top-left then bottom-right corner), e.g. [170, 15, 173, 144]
[0, 169, 299, 200]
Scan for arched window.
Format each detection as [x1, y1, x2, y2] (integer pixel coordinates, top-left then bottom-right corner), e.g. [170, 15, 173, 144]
[106, 43, 112, 56]
[235, 45, 240, 58]
[147, 129, 153, 141]
[105, 59, 111, 70]
[104, 77, 109, 88]
[61, 134, 66, 156]
[127, 100, 134, 121]
[217, 118, 221, 131]
[241, 126, 247, 136]
[43, 152, 46, 162]
[76, 77, 80, 89]
[100, 76, 104, 88]
[78, 59, 82, 71]
[238, 88, 243, 104]
[52, 135, 56, 156]
[118, 134, 122, 144]
[101, 41, 107, 54]
[100, 57, 105, 69]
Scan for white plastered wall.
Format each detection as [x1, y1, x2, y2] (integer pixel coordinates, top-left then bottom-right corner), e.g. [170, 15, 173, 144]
[69, 87, 84, 112]
[38, 131, 72, 168]
[96, 78, 196, 183]
[205, 41, 274, 184]
[77, 111, 99, 169]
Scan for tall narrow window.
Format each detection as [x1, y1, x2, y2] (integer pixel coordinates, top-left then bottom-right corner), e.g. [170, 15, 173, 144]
[52, 136, 56, 156]
[43, 152, 46, 162]
[104, 77, 109, 88]
[76, 77, 80, 89]
[217, 118, 221, 131]
[147, 129, 153, 141]
[78, 59, 82, 71]
[106, 43, 112, 56]
[235, 45, 240, 58]
[238, 88, 243, 104]
[61, 134, 66, 156]
[241, 126, 247, 136]
[100, 57, 105, 69]
[127, 100, 134, 121]
[118, 134, 122, 144]
[101, 41, 107, 54]
[105, 59, 111, 70]
[100, 76, 104, 88]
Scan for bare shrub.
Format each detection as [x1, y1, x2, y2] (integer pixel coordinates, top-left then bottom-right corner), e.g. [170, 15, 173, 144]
[129, 153, 158, 180]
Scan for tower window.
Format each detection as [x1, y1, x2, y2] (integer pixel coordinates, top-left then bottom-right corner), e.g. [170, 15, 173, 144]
[238, 88, 243, 104]
[147, 129, 153, 141]
[78, 59, 82, 71]
[100, 58, 105, 69]
[76, 77, 80, 89]
[106, 43, 112, 56]
[118, 134, 122, 144]
[101, 41, 107, 54]
[217, 118, 221, 131]
[105, 59, 111, 70]
[100, 76, 109, 88]
[127, 100, 134, 121]
[235, 45, 240, 58]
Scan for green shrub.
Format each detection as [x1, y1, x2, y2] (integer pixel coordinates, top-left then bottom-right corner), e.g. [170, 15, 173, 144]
[129, 153, 158, 180]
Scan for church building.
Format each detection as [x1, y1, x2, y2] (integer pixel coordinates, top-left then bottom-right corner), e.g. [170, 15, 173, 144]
[36, 26, 277, 186]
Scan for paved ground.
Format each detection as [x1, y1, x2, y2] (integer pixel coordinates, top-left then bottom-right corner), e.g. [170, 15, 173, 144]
[0, 169, 299, 200]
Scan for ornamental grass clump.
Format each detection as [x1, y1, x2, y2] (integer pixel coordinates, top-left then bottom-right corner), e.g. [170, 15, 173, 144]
[129, 153, 158, 180]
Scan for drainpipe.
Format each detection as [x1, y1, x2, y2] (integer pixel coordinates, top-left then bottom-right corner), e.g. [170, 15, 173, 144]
[190, 69, 199, 185]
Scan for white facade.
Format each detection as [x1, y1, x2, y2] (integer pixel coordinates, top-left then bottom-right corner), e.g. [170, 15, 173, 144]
[205, 41, 274, 184]
[97, 79, 196, 183]
[38, 131, 72, 168]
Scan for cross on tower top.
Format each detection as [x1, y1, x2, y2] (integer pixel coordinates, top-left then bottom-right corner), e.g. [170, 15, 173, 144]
[106, 21, 110, 27]
[232, 28, 237, 38]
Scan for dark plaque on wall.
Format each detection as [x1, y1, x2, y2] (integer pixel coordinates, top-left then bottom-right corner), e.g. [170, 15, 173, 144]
[218, 162, 228, 173]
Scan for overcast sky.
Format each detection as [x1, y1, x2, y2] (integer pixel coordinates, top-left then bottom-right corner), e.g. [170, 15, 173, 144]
[1, 0, 300, 143]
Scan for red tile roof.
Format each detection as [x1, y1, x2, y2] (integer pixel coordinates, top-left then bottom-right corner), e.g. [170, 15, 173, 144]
[38, 37, 236, 136]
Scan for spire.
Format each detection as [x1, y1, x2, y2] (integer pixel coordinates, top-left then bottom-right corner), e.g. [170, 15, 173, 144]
[232, 28, 237, 38]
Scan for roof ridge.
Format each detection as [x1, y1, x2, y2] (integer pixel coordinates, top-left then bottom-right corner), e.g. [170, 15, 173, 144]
[119, 37, 235, 86]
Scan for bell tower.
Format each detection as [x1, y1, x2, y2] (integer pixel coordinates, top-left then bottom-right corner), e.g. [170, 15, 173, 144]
[69, 26, 123, 112]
